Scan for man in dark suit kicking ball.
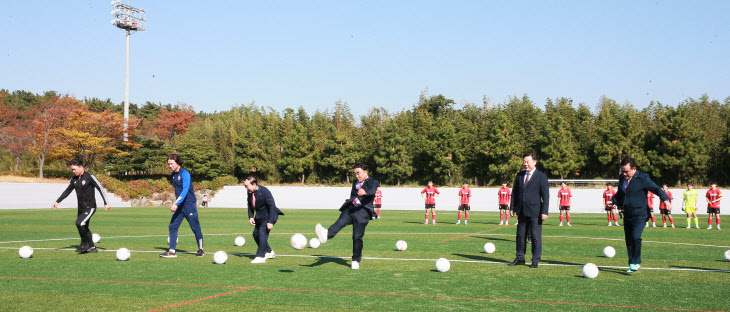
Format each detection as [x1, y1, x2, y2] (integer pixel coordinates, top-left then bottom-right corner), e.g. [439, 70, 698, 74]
[509, 152, 549, 268]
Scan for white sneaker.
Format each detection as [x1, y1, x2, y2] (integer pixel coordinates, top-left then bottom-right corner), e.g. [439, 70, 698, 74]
[251, 257, 266, 263]
[645, 222, 649, 227]
[456, 220, 460, 225]
[652, 223, 656, 227]
[264, 250, 275, 259]
[686, 225, 691, 229]
[506, 221, 509, 225]
[615, 222, 620, 226]
[464, 220, 467, 225]
[663, 224, 667, 228]
[514, 222, 518, 226]
[707, 225, 713, 230]
[424, 221, 429, 225]
[718, 225, 721, 230]
[671, 224, 675, 228]
[351, 261, 359, 269]
[567, 223, 571, 226]
[559, 223, 563, 226]
[608, 222, 612, 226]
[315, 223, 328, 244]
[499, 221, 504, 225]
[696, 225, 700, 229]
[432, 220, 436, 224]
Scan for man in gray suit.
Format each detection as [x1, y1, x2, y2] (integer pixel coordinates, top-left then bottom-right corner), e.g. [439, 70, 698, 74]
[509, 152, 550, 268]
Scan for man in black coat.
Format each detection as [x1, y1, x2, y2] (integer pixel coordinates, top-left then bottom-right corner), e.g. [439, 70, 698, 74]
[245, 176, 284, 264]
[509, 152, 549, 268]
[607, 158, 670, 272]
[315, 163, 379, 270]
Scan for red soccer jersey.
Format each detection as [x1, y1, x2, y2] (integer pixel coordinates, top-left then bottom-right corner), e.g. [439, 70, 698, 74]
[422, 187, 439, 204]
[660, 191, 673, 209]
[707, 189, 722, 208]
[498, 187, 511, 205]
[603, 189, 616, 206]
[647, 191, 654, 208]
[558, 188, 572, 207]
[374, 190, 382, 205]
[458, 187, 471, 205]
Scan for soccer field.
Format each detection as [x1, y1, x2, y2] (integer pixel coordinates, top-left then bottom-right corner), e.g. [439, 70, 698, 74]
[1, 208, 728, 312]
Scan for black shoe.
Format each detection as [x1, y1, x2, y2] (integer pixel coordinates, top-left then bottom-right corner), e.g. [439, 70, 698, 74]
[82, 247, 98, 254]
[508, 259, 526, 266]
[75, 245, 87, 252]
[529, 260, 539, 268]
[196, 249, 204, 257]
[159, 251, 177, 258]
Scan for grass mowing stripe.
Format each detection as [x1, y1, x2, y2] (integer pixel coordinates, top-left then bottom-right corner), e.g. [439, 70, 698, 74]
[146, 287, 250, 312]
[436, 226, 510, 243]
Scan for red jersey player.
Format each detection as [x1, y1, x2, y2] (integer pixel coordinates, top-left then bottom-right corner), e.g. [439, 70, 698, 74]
[421, 181, 439, 224]
[659, 184, 674, 228]
[557, 182, 572, 226]
[373, 187, 383, 219]
[498, 180, 512, 225]
[456, 182, 471, 225]
[647, 191, 657, 227]
[706, 182, 722, 230]
[603, 182, 619, 226]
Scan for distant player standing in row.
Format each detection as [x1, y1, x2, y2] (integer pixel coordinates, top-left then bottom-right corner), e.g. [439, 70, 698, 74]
[558, 182, 572, 226]
[706, 182, 722, 230]
[659, 184, 675, 228]
[603, 182, 619, 226]
[160, 154, 205, 258]
[422, 181, 439, 225]
[456, 182, 470, 225]
[373, 187, 382, 219]
[646, 191, 657, 227]
[682, 183, 699, 229]
[52, 159, 111, 254]
[498, 180, 512, 225]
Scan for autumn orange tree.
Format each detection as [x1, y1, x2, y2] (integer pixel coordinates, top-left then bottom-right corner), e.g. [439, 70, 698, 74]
[54, 105, 140, 170]
[29, 96, 74, 179]
[154, 103, 195, 145]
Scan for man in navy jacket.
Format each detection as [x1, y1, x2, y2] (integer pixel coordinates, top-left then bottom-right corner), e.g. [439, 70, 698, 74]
[245, 176, 284, 264]
[608, 157, 671, 272]
[315, 163, 379, 270]
[509, 152, 550, 268]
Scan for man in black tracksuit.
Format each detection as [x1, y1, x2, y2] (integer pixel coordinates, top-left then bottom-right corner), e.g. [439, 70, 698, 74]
[53, 159, 110, 253]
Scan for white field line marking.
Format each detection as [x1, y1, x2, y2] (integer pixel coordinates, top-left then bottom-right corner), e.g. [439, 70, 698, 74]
[2, 232, 728, 249]
[2, 246, 728, 274]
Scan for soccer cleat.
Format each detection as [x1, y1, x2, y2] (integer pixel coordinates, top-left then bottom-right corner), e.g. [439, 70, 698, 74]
[83, 247, 98, 254]
[559, 223, 563, 227]
[707, 225, 713, 230]
[615, 222, 620, 226]
[351, 261, 360, 269]
[265, 250, 275, 259]
[686, 225, 691, 229]
[75, 244, 88, 252]
[159, 251, 177, 258]
[608, 222, 612, 226]
[464, 220, 467, 225]
[663, 224, 667, 228]
[671, 224, 675, 228]
[424, 221, 429, 225]
[645, 222, 649, 228]
[456, 220, 461, 225]
[315, 223, 328, 243]
[251, 257, 266, 263]
[514, 222, 518, 226]
[567, 223, 571, 226]
[718, 225, 721, 230]
[376, 215, 380, 219]
[432, 220, 436, 225]
[196, 249, 204, 257]
[505, 221, 509, 225]
[652, 223, 656, 227]
[696, 225, 700, 229]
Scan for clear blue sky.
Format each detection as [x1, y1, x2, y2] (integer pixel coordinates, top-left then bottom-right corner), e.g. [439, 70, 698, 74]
[1, 1, 728, 117]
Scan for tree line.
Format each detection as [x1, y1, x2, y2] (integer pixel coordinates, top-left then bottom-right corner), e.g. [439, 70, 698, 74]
[1, 88, 729, 187]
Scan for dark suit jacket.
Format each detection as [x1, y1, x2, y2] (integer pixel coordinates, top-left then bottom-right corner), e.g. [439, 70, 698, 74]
[247, 185, 284, 224]
[340, 177, 379, 217]
[609, 171, 669, 210]
[510, 169, 550, 217]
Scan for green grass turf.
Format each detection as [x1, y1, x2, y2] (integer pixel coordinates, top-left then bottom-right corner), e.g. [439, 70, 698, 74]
[1, 208, 729, 311]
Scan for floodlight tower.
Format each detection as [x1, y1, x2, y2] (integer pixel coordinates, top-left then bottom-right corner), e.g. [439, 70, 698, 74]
[110, 0, 145, 141]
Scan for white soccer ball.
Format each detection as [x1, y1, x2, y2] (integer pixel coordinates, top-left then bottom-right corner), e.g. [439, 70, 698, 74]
[724, 250, 730, 262]
[213, 251, 228, 264]
[116, 248, 130, 261]
[290, 234, 307, 250]
[396, 240, 408, 251]
[234, 236, 246, 247]
[582, 263, 599, 279]
[92, 233, 101, 243]
[309, 238, 320, 249]
[603, 246, 616, 258]
[167, 236, 178, 244]
[483, 242, 496, 254]
[435, 258, 450, 272]
[19, 246, 33, 258]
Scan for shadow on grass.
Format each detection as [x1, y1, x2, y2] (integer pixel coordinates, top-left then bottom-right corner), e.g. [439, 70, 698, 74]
[300, 255, 350, 268]
[451, 253, 508, 263]
[279, 270, 294, 273]
[670, 265, 730, 272]
[598, 267, 632, 276]
[473, 236, 514, 243]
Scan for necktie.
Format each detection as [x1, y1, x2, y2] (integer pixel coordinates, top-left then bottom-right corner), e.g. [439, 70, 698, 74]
[524, 172, 531, 186]
[252, 192, 256, 207]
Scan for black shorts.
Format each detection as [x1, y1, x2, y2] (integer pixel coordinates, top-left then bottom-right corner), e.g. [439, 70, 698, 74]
[647, 206, 654, 213]
[425, 204, 435, 209]
[374, 204, 381, 208]
[559, 206, 570, 211]
[707, 207, 720, 214]
[659, 208, 671, 215]
[499, 204, 509, 210]
[458, 204, 470, 211]
[605, 205, 615, 212]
